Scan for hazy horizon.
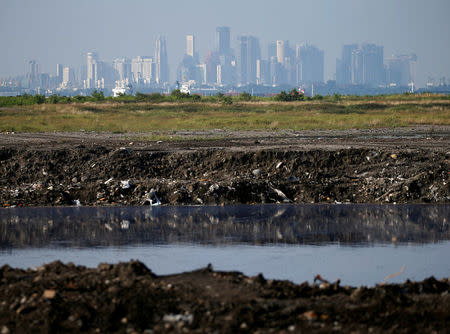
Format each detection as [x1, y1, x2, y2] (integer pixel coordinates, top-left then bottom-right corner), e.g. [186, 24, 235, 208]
[1, 0, 450, 87]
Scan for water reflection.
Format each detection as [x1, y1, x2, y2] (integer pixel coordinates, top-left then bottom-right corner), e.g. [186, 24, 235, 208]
[0, 204, 449, 249]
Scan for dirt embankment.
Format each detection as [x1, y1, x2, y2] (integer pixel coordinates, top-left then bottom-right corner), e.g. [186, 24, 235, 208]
[0, 261, 449, 333]
[0, 128, 449, 206]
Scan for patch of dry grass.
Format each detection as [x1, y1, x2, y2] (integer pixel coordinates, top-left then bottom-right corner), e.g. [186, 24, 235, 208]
[0, 97, 448, 133]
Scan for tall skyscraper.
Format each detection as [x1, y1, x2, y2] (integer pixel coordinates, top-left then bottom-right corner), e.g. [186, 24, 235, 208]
[28, 60, 39, 88]
[205, 51, 220, 84]
[216, 26, 231, 55]
[336, 44, 358, 85]
[131, 56, 154, 84]
[86, 52, 99, 89]
[351, 49, 364, 85]
[360, 43, 384, 86]
[155, 36, 169, 84]
[238, 36, 261, 84]
[56, 64, 63, 85]
[268, 42, 277, 60]
[62, 66, 74, 86]
[296, 44, 324, 84]
[214, 27, 236, 86]
[186, 34, 195, 58]
[337, 43, 385, 86]
[276, 40, 285, 65]
[386, 54, 417, 86]
[113, 58, 131, 81]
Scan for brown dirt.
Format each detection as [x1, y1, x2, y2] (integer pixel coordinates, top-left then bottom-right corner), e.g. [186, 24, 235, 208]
[1, 126, 449, 207]
[1, 127, 449, 333]
[0, 261, 449, 333]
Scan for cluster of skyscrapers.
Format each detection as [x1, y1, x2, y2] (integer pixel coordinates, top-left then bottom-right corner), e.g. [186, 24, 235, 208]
[85, 36, 169, 91]
[178, 27, 325, 89]
[0, 26, 427, 96]
[336, 44, 417, 88]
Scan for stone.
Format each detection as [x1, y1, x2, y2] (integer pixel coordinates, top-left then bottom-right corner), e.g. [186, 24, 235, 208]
[252, 169, 262, 177]
[42, 289, 56, 299]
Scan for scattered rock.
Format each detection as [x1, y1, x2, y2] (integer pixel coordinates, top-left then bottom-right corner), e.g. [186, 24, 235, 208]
[162, 314, 194, 325]
[252, 169, 263, 177]
[42, 289, 56, 299]
[0, 261, 448, 333]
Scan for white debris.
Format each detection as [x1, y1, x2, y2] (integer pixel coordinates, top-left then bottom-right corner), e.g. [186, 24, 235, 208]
[276, 161, 284, 169]
[143, 188, 162, 206]
[120, 220, 130, 230]
[162, 314, 194, 325]
[73, 199, 81, 206]
[151, 198, 161, 206]
[120, 180, 132, 189]
[208, 184, 219, 193]
[104, 178, 114, 185]
[252, 169, 262, 177]
[273, 188, 288, 200]
[104, 223, 113, 231]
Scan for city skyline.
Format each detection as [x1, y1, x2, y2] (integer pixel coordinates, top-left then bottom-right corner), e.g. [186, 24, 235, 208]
[0, 29, 435, 96]
[1, 0, 450, 88]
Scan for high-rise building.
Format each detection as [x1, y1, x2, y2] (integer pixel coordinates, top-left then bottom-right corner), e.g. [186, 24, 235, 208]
[155, 36, 169, 84]
[360, 43, 384, 86]
[337, 43, 385, 86]
[62, 66, 74, 86]
[86, 52, 99, 89]
[28, 60, 39, 88]
[386, 54, 417, 87]
[256, 59, 270, 85]
[195, 64, 207, 84]
[296, 44, 324, 84]
[276, 40, 285, 65]
[131, 56, 154, 84]
[270, 56, 283, 85]
[268, 42, 277, 60]
[238, 36, 261, 84]
[336, 44, 358, 85]
[216, 26, 231, 55]
[205, 51, 220, 84]
[186, 34, 195, 58]
[178, 34, 201, 84]
[56, 64, 63, 85]
[113, 58, 131, 81]
[351, 49, 364, 85]
[214, 27, 236, 86]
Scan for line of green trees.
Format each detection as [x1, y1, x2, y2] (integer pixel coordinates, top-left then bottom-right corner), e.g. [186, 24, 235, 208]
[0, 90, 447, 107]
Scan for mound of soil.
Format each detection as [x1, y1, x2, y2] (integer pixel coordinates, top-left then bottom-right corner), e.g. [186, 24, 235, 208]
[0, 261, 448, 333]
[0, 128, 449, 206]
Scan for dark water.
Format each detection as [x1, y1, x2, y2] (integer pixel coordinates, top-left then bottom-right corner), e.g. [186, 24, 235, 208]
[1, 204, 449, 286]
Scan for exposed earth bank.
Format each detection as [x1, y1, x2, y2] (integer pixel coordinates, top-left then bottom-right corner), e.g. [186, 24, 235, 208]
[1, 261, 449, 333]
[1, 126, 449, 206]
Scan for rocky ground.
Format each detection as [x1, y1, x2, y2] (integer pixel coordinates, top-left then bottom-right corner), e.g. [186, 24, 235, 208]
[0, 261, 449, 333]
[0, 126, 449, 207]
[1, 126, 450, 332]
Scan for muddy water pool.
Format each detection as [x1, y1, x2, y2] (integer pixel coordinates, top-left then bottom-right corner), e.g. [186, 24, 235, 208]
[1, 204, 449, 286]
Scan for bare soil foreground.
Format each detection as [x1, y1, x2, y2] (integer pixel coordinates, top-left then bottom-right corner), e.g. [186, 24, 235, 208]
[1, 126, 449, 206]
[1, 261, 449, 333]
[1, 127, 450, 333]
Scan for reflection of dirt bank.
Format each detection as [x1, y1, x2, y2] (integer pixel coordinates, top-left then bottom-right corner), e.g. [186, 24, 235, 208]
[1, 127, 449, 206]
[0, 261, 448, 333]
[1, 205, 449, 248]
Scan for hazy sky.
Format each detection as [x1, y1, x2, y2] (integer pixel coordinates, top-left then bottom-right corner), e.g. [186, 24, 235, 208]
[1, 0, 450, 86]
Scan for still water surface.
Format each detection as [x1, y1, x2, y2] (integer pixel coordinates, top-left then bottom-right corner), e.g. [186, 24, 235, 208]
[1, 204, 449, 286]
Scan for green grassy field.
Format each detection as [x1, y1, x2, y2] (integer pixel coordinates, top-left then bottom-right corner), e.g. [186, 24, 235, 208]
[0, 94, 449, 133]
